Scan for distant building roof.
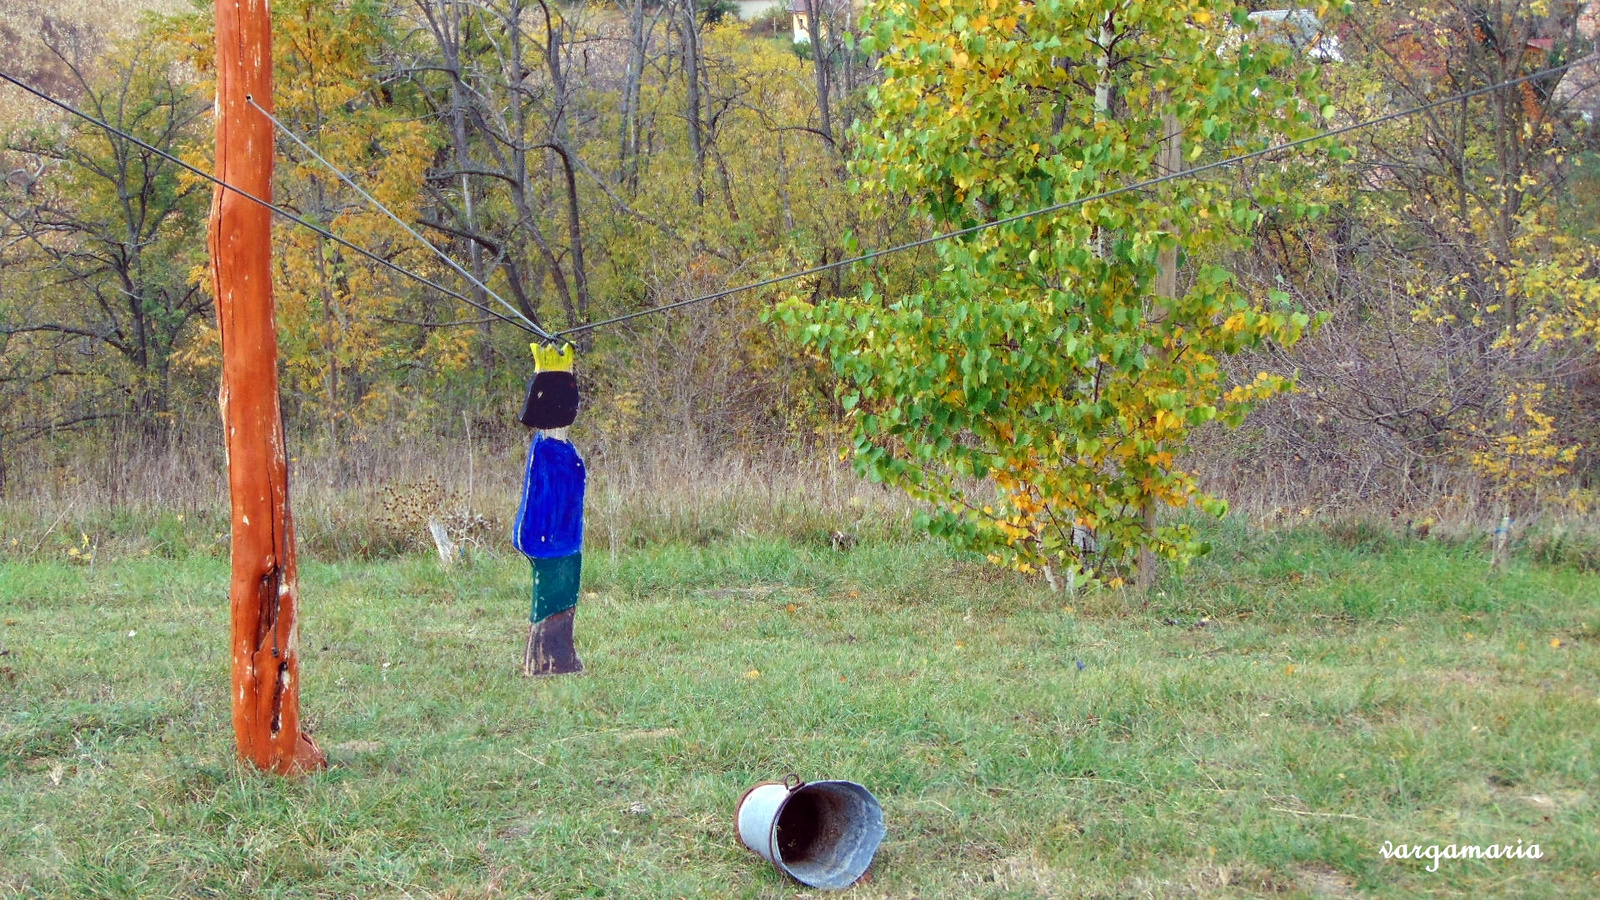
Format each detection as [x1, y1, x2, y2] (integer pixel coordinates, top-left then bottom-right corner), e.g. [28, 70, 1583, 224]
[1249, 9, 1343, 62]
[1558, 2, 1600, 122]
[787, 0, 851, 14]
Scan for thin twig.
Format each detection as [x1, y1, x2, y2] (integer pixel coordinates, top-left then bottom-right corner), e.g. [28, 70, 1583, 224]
[28, 501, 73, 557]
[1269, 806, 1374, 822]
[1061, 776, 1140, 788]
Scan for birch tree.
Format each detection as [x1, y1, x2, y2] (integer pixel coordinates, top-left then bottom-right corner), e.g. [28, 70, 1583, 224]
[786, 1, 1325, 587]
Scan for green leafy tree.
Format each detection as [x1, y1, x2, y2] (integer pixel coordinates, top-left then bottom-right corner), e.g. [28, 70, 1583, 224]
[785, 0, 1325, 587]
[165, 0, 474, 445]
[0, 34, 210, 432]
[266, 0, 442, 439]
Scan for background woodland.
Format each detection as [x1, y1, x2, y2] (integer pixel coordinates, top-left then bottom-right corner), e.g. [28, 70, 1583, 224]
[2, 0, 1598, 547]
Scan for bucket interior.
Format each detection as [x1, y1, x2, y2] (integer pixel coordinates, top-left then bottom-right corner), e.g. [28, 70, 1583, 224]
[773, 782, 885, 889]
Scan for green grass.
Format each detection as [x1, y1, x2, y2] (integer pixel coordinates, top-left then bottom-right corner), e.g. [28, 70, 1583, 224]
[2, 522, 1598, 899]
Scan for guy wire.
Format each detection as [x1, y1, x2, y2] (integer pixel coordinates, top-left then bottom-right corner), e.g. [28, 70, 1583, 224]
[244, 94, 555, 342]
[5, 52, 1596, 344]
[554, 51, 1599, 340]
[0, 69, 546, 338]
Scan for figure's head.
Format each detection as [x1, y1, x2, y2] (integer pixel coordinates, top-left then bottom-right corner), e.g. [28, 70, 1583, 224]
[521, 342, 580, 429]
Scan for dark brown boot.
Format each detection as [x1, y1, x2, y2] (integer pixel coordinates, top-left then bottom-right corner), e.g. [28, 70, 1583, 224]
[524, 608, 583, 676]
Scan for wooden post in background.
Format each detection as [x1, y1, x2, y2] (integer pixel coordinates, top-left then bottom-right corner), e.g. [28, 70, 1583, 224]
[210, 0, 323, 775]
[1138, 107, 1183, 593]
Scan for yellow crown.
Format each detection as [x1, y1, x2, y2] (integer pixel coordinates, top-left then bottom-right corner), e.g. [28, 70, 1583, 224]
[531, 342, 575, 373]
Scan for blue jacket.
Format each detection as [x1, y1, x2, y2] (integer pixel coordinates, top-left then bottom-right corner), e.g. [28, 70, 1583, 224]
[513, 433, 585, 558]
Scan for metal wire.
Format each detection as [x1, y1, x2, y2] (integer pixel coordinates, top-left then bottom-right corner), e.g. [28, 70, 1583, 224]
[553, 51, 1599, 340]
[244, 95, 555, 342]
[0, 69, 546, 338]
[5, 50, 1595, 344]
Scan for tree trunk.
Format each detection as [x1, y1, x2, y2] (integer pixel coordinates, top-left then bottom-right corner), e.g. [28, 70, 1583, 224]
[618, 0, 647, 191]
[1093, 17, 1113, 260]
[211, 0, 323, 776]
[680, 0, 706, 206]
[558, 149, 592, 333]
[1137, 107, 1181, 593]
[805, 0, 834, 146]
[538, 6, 592, 333]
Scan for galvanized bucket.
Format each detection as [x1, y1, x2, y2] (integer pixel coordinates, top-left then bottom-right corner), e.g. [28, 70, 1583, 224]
[736, 775, 886, 890]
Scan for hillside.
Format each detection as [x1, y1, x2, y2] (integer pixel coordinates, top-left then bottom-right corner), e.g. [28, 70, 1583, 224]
[0, 0, 188, 125]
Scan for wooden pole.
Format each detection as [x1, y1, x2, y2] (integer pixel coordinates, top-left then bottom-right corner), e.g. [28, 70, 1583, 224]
[1137, 107, 1182, 593]
[210, 0, 323, 775]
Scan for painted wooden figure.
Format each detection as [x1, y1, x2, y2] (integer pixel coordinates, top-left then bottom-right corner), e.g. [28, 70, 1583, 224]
[514, 343, 586, 676]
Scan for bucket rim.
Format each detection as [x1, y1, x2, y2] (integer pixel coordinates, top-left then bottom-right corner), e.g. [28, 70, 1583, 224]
[736, 777, 886, 888]
[734, 774, 805, 857]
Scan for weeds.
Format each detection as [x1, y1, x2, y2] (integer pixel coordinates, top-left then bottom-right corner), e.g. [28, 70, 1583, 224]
[2, 433, 920, 571]
[1525, 525, 1600, 574]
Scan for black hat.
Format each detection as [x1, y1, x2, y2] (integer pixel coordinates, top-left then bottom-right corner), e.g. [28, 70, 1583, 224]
[521, 370, 579, 429]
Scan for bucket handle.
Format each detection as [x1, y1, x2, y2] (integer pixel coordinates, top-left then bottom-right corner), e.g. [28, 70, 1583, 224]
[766, 773, 808, 864]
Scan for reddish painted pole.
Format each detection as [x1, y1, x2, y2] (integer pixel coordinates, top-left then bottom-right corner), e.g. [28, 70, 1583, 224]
[210, 0, 323, 775]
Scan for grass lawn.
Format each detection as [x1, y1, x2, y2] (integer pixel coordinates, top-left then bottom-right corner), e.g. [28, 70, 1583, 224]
[2, 523, 1597, 898]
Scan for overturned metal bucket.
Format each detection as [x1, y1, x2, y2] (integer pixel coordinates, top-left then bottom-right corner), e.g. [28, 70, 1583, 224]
[736, 775, 886, 890]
